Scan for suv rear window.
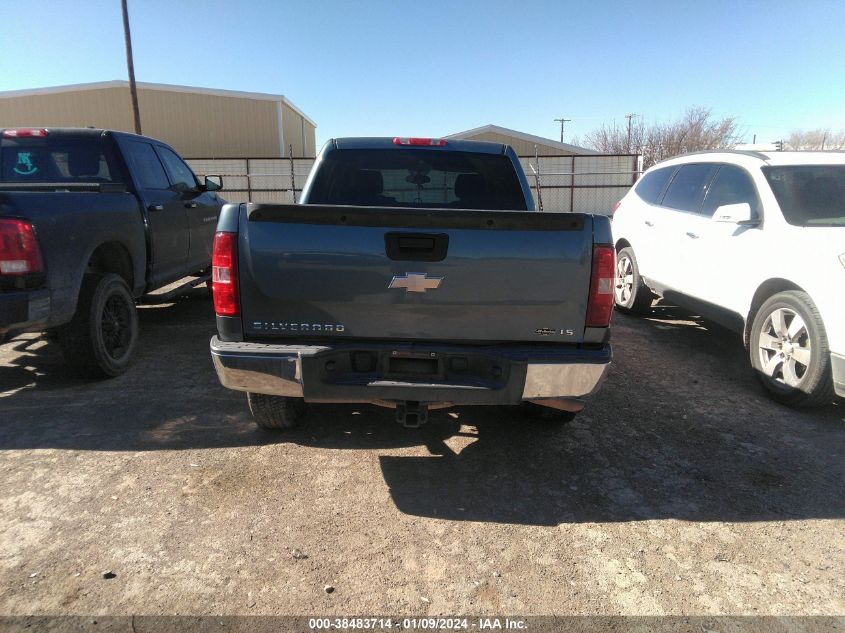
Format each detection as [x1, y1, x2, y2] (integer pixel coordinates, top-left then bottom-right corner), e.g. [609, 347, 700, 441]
[763, 165, 845, 227]
[634, 166, 675, 204]
[0, 135, 122, 184]
[306, 149, 528, 210]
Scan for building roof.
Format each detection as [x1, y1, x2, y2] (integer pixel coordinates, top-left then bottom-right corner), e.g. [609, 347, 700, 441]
[0, 80, 317, 128]
[444, 124, 598, 155]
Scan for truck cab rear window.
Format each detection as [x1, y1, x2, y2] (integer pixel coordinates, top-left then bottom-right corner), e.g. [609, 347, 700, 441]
[306, 149, 528, 210]
[0, 137, 121, 184]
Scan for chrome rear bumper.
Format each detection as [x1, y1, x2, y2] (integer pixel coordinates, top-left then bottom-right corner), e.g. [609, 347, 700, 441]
[210, 336, 610, 405]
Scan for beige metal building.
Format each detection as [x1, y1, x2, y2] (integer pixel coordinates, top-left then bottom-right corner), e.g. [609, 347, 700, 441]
[0, 81, 317, 158]
[445, 124, 597, 156]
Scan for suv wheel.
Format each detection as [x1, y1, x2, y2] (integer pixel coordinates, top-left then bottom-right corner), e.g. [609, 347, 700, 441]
[57, 273, 138, 378]
[247, 393, 307, 430]
[749, 290, 834, 407]
[614, 247, 653, 314]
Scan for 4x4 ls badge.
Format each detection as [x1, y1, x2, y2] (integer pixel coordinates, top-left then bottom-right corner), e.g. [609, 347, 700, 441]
[389, 272, 443, 293]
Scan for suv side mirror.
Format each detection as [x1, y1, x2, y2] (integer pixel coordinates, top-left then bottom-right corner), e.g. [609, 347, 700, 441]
[204, 175, 223, 192]
[713, 202, 756, 225]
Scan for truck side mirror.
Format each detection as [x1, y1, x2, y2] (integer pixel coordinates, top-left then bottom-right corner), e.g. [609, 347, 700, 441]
[713, 202, 756, 225]
[204, 175, 223, 192]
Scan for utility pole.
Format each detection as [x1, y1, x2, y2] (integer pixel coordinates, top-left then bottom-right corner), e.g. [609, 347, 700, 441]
[121, 0, 142, 134]
[625, 113, 637, 153]
[554, 117, 571, 143]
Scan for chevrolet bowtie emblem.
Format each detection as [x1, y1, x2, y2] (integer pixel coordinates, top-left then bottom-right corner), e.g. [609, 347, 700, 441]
[389, 272, 443, 293]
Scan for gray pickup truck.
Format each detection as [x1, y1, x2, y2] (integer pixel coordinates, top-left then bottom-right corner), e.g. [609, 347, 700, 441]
[0, 127, 223, 376]
[210, 137, 613, 428]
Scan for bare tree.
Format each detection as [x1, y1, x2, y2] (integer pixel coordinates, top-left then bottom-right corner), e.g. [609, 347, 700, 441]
[785, 129, 845, 150]
[576, 117, 645, 156]
[577, 107, 740, 169]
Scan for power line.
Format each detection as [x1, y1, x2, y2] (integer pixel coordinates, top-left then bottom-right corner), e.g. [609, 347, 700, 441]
[554, 117, 571, 143]
[625, 113, 637, 152]
[121, 0, 142, 134]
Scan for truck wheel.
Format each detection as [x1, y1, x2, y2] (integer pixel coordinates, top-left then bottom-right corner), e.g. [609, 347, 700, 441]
[749, 291, 834, 408]
[520, 402, 577, 425]
[57, 273, 138, 378]
[247, 393, 307, 430]
[614, 247, 653, 314]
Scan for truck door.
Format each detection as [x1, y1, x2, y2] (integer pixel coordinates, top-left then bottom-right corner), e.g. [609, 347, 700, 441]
[121, 139, 189, 286]
[154, 145, 219, 273]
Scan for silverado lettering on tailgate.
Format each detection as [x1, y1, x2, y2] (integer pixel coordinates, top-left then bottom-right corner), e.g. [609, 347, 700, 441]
[252, 321, 345, 333]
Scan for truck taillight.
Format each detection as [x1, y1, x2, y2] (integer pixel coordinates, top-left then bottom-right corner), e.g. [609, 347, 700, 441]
[2, 128, 48, 138]
[0, 219, 44, 275]
[586, 244, 615, 328]
[611, 201, 621, 218]
[212, 231, 239, 317]
[392, 137, 447, 147]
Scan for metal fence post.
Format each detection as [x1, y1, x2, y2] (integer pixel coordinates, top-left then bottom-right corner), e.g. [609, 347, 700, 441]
[246, 158, 252, 202]
[289, 144, 297, 204]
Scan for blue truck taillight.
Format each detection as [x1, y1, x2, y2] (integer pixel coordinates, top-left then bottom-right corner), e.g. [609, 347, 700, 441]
[0, 219, 44, 275]
[392, 137, 447, 146]
[2, 128, 48, 138]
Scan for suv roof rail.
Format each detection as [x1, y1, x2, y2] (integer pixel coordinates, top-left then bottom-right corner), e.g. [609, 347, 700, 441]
[671, 149, 772, 161]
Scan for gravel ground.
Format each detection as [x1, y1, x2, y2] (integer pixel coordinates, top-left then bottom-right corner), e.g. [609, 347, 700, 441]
[0, 290, 842, 617]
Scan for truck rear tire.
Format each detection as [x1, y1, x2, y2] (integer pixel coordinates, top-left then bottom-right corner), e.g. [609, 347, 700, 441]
[247, 393, 307, 430]
[57, 273, 138, 378]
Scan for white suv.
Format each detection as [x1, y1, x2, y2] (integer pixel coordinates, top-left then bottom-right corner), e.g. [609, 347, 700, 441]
[612, 151, 844, 407]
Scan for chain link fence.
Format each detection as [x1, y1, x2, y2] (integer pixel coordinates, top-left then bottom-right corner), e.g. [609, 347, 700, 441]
[187, 153, 640, 215]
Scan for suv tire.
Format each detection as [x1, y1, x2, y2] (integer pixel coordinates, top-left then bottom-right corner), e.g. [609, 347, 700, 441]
[614, 246, 653, 314]
[749, 290, 834, 408]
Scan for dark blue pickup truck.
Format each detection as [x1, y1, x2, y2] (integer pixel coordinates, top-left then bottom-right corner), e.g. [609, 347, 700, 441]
[0, 127, 224, 376]
[210, 137, 614, 428]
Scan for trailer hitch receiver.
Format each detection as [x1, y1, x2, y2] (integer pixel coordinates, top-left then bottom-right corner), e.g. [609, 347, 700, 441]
[396, 401, 428, 428]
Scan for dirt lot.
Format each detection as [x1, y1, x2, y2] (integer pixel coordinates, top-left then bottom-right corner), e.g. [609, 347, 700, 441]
[0, 290, 842, 617]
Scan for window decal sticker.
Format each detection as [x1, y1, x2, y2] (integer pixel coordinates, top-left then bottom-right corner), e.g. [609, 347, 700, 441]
[13, 152, 38, 176]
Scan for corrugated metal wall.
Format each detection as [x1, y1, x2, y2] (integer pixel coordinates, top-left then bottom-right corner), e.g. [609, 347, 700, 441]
[0, 87, 134, 131]
[281, 103, 317, 158]
[0, 86, 317, 158]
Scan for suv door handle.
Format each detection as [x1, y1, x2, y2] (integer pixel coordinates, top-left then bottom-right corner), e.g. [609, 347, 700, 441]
[686, 231, 699, 239]
[147, 204, 164, 212]
[644, 220, 654, 227]
[184, 202, 198, 208]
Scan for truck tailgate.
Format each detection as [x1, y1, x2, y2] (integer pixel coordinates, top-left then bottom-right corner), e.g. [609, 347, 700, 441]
[238, 204, 595, 344]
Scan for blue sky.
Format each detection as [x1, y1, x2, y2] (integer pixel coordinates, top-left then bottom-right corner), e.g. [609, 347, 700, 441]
[1, 0, 843, 148]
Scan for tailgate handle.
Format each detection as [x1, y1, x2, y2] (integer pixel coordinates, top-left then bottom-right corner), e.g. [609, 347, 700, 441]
[385, 232, 449, 262]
